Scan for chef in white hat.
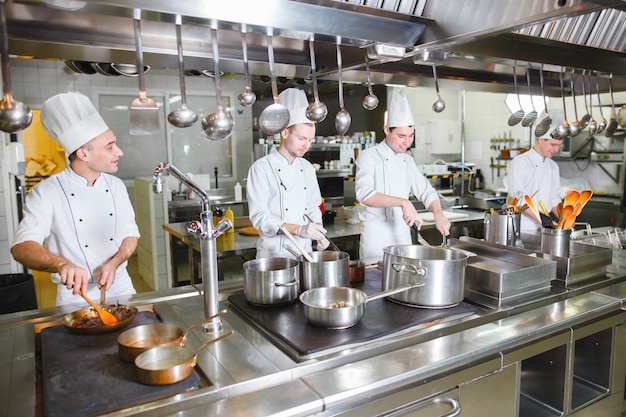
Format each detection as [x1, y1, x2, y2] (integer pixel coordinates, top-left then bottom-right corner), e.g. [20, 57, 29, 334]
[506, 108, 565, 233]
[355, 88, 450, 263]
[247, 88, 329, 258]
[11, 91, 140, 306]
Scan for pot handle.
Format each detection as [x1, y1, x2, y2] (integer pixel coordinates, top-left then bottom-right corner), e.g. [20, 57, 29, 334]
[191, 330, 235, 367]
[391, 262, 427, 277]
[448, 247, 477, 258]
[181, 309, 228, 346]
[274, 279, 299, 287]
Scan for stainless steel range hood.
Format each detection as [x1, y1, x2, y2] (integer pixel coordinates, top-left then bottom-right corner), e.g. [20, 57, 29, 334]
[5, 0, 626, 94]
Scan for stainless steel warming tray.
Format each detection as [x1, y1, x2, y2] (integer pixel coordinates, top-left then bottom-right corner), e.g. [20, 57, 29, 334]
[447, 238, 556, 309]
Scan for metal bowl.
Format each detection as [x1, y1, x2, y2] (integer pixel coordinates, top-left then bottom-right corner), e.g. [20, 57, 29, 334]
[63, 304, 138, 335]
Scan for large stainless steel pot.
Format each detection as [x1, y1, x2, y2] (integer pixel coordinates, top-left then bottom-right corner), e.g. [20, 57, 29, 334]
[382, 245, 470, 308]
[298, 250, 349, 290]
[243, 258, 299, 305]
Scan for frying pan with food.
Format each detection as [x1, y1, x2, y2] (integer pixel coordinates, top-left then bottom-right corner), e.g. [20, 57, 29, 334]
[63, 304, 138, 335]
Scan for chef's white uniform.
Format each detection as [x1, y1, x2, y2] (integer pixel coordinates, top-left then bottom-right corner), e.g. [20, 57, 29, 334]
[247, 150, 323, 259]
[506, 148, 561, 234]
[355, 141, 439, 263]
[12, 167, 140, 306]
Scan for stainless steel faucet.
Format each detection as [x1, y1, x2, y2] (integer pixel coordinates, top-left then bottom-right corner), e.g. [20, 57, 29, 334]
[153, 162, 232, 333]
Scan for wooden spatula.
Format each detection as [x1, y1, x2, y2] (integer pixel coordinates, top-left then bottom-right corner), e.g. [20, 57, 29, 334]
[80, 290, 117, 325]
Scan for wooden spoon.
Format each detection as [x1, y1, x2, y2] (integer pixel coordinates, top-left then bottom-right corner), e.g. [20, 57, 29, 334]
[80, 290, 117, 325]
[562, 212, 577, 230]
[556, 202, 563, 218]
[557, 205, 574, 230]
[563, 190, 580, 207]
[524, 195, 542, 223]
[578, 189, 593, 210]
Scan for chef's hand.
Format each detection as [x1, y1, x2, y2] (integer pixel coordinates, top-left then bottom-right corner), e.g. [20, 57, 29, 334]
[93, 261, 118, 290]
[58, 260, 89, 296]
[317, 237, 330, 251]
[433, 211, 451, 236]
[400, 199, 423, 229]
[298, 223, 327, 241]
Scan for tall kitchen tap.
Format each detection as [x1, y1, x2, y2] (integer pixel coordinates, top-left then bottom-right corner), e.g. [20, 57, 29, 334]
[153, 162, 232, 334]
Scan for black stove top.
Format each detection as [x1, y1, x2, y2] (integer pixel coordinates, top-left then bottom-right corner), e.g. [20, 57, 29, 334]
[228, 269, 477, 361]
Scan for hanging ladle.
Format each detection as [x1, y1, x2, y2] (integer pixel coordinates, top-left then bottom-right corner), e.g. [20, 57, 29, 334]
[0, 0, 32, 133]
[521, 65, 537, 127]
[584, 72, 598, 136]
[568, 72, 582, 137]
[595, 74, 606, 134]
[507, 62, 524, 126]
[578, 70, 591, 130]
[334, 41, 351, 135]
[259, 29, 290, 135]
[534, 64, 552, 137]
[305, 37, 327, 122]
[237, 24, 256, 107]
[167, 15, 198, 128]
[201, 21, 234, 141]
[362, 52, 379, 111]
[605, 74, 619, 137]
[550, 67, 570, 140]
[431, 64, 445, 113]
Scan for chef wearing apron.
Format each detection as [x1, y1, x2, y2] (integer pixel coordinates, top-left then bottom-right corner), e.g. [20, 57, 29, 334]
[247, 88, 329, 259]
[355, 89, 451, 264]
[506, 109, 564, 234]
[11, 92, 140, 306]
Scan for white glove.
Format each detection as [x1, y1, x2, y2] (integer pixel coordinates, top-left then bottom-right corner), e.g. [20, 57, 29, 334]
[317, 237, 330, 251]
[298, 223, 327, 241]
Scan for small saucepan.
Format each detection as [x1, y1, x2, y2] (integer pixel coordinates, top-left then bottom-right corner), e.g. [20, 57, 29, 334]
[349, 260, 378, 282]
[135, 330, 234, 385]
[299, 281, 424, 329]
[118, 309, 227, 362]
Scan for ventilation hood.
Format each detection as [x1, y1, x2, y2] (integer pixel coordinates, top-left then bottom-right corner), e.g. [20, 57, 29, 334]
[5, 0, 626, 94]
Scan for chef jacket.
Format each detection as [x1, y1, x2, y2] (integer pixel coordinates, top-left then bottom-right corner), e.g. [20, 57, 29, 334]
[355, 141, 439, 263]
[247, 150, 323, 259]
[12, 167, 140, 306]
[506, 148, 561, 233]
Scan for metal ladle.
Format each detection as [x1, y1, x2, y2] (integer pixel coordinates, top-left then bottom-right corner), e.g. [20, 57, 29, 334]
[431, 64, 445, 113]
[0, 1, 32, 133]
[595, 74, 606, 134]
[201, 22, 234, 141]
[507, 62, 524, 126]
[584, 72, 597, 136]
[534, 64, 552, 137]
[521, 65, 537, 127]
[578, 70, 591, 129]
[305, 37, 327, 122]
[259, 30, 290, 135]
[237, 25, 256, 107]
[568, 72, 582, 137]
[334, 42, 351, 135]
[362, 52, 378, 111]
[605, 74, 619, 137]
[551, 68, 570, 140]
[167, 15, 198, 128]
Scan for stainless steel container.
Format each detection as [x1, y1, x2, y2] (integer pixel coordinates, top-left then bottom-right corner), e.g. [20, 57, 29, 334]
[484, 211, 520, 247]
[243, 258, 299, 305]
[382, 245, 468, 308]
[298, 251, 350, 290]
[541, 227, 571, 258]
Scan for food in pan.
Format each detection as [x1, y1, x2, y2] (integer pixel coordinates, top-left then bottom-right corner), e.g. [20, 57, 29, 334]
[70, 305, 133, 328]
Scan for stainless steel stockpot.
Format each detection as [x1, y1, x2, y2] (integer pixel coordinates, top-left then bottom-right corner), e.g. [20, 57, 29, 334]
[243, 258, 299, 305]
[298, 250, 350, 290]
[382, 245, 470, 308]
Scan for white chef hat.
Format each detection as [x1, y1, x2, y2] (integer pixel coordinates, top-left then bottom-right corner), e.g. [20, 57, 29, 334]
[387, 89, 415, 127]
[278, 88, 312, 128]
[40, 91, 110, 155]
[538, 108, 565, 140]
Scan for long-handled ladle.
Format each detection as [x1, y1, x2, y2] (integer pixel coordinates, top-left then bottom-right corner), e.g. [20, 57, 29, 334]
[279, 224, 314, 262]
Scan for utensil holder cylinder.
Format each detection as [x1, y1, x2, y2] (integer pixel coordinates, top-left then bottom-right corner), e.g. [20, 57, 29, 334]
[541, 227, 571, 258]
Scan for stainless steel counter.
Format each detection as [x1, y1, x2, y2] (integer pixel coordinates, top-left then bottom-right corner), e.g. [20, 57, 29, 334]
[3, 232, 626, 416]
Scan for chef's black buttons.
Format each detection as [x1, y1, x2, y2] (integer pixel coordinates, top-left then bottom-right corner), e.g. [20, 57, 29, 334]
[105, 189, 109, 192]
[304, 186, 307, 190]
[79, 219, 82, 222]
[110, 238, 113, 241]
[84, 245, 88, 248]
[71, 193, 75, 196]
[109, 213, 113, 216]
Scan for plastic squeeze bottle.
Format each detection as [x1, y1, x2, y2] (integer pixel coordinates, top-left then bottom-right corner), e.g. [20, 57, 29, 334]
[225, 207, 234, 234]
[234, 182, 242, 201]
